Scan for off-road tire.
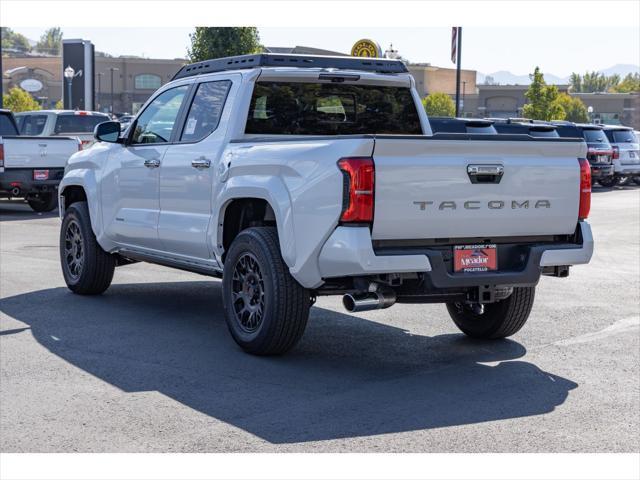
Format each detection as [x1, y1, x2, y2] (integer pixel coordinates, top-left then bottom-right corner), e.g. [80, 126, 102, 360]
[60, 201, 115, 295]
[222, 227, 310, 355]
[28, 192, 58, 212]
[446, 286, 535, 339]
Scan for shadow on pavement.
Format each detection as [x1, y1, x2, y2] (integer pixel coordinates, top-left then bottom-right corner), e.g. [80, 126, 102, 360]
[0, 280, 578, 444]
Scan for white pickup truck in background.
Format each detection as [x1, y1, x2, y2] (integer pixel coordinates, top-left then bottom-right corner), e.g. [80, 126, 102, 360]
[14, 110, 111, 149]
[57, 54, 594, 355]
[1, 109, 81, 212]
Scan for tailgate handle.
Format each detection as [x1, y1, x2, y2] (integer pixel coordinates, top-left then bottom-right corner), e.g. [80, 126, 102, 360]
[467, 164, 504, 184]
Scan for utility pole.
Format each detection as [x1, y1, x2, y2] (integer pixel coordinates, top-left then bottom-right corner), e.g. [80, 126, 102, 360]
[109, 67, 119, 115]
[454, 27, 462, 117]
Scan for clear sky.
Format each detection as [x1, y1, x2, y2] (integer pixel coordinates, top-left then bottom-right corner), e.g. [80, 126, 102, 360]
[10, 26, 640, 76]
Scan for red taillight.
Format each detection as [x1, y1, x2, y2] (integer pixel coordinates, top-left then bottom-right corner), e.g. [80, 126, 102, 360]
[578, 158, 591, 220]
[612, 146, 620, 159]
[338, 157, 375, 223]
[77, 141, 83, 152]
[0, 144, 4, 167]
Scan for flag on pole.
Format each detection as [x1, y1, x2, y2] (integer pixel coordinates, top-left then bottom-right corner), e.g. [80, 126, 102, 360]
[451, 27, 458, 64]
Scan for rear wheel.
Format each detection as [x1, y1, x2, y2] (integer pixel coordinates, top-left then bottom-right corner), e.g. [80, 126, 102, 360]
[597, 176, 618, 188]
[222, 227, 310, 355]
[59, 201, 116, 294]
[446, 286, 535, 339]
[28, 192, 58, 212]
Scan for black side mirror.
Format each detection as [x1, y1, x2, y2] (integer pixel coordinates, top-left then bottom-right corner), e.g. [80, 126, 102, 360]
[94, 121, 121, 143]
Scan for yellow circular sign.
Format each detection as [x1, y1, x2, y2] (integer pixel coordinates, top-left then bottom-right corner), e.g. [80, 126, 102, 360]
[351, 39, 381, 58]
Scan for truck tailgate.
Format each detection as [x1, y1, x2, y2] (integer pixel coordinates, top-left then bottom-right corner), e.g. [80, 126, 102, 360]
[371, 136, 587, 240]
[1, 136, 79, 169]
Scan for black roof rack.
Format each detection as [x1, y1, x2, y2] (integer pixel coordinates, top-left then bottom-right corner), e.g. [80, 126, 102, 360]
[172, 53, 408, 80]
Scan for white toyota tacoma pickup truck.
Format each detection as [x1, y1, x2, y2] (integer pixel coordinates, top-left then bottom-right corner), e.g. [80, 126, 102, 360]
[57, 54, 594, 355]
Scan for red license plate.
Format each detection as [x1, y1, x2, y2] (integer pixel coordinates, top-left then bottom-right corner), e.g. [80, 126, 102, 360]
[454, 244, 497, 273]
[33, 169, 49, 181]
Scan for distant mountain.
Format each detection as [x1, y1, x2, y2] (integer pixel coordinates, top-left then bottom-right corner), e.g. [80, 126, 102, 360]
[477, 64, 639, 85]
[597, 64, 640, 77]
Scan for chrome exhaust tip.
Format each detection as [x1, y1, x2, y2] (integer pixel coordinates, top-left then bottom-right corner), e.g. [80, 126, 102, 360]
[342, 289, 396, 313]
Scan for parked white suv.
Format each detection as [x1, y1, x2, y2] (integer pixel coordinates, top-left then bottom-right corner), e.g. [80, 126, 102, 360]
[58, 54, 594, 355]
[601, 125, 640, 185]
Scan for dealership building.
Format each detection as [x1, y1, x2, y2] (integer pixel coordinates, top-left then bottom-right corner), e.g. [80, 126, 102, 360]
[2, 54, 186, 114]
[2, 48, 638, 129]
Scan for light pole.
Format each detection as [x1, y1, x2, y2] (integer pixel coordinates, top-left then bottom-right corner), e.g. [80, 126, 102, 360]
[462, 80, 467, 116]
[64, 65, 75, 109]
[588, 105, 594, 124]
[96, 72, 103, 112]
[109, 67, 119, 115]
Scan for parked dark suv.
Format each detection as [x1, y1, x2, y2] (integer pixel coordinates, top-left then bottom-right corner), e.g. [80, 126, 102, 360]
[552, 123, 615, 186]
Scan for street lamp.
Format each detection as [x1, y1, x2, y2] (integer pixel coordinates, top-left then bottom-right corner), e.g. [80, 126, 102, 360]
[109, 67, 119, 115]
[96, 72, 103, 112]
[587, 105, 594, 124]
[64, 65, 75, 109]
[462, 80, 467, 116]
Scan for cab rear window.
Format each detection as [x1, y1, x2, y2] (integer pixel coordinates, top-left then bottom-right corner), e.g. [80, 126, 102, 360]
[245, 82, 422, 135]
[0, 114, 19, 136]
[54, 114, 109, 134]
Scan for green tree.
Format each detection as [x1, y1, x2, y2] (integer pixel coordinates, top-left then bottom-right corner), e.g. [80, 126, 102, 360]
[1, 27, 31, 53]
[36, 27, 63, 55]
[611, 73, 640, 93]
[3, 87, 42, 112]
[522, 67, 565, 121]
[569, 72, 582, 93]
[552, 93, 589, 122]
[422, 92, 455, 117]
[187, 27, 262, 62]
[54, 99, 64, 109]
[570, 71, 621, 93]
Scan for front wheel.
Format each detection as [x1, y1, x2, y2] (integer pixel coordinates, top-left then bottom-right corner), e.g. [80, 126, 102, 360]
[28, 192, 58, 212]
[59, 201, 116, 295]
[446, 286, 535, 339]
[222, 227, 310, 355]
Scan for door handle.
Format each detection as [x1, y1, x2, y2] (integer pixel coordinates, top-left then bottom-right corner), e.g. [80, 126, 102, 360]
[143, 159, 161, 168]
[467, 164, 504, 184]
[191, 157, 211, 169]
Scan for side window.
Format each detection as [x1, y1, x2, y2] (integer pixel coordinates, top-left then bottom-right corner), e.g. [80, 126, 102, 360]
[20, 115, 48, 135]
[180, 80, 231, 142]
[131, 85, 189, 144]
[14, 116, 26, 133]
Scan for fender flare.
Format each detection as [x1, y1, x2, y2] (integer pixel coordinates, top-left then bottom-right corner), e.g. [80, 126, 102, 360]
[214, 176, 296, 268]
[58, 171, 113, 250]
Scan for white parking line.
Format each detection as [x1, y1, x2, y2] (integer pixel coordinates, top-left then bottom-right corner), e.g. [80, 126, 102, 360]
[553, 316, 640, 346]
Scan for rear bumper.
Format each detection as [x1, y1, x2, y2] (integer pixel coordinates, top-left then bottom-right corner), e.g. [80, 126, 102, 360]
[0, 168, 64, 197]
[590, 164, 614, 177]
[317, 222, 593, 287]
[614, 163, 640, 176]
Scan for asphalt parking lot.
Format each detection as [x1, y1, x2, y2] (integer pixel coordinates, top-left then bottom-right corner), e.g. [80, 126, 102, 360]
[1, 186, 638, 453]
